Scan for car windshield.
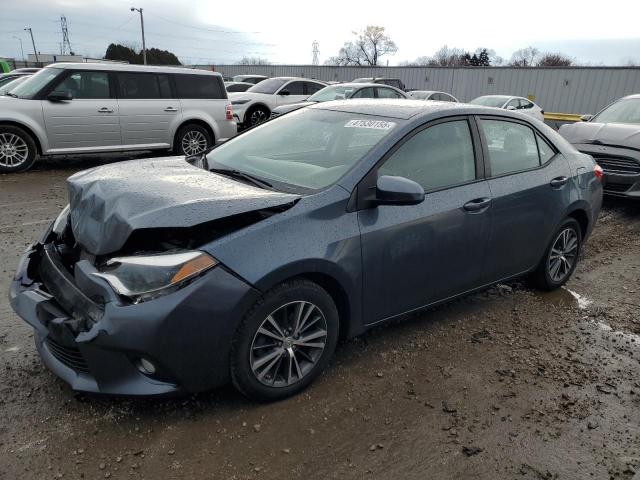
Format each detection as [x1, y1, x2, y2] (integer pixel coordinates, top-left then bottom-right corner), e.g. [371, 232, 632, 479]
[308, 85, 357, 102]
[470, 96, 508, 108]
[247, 78, 289, 94]
[0, 76, 29, 95]
[409, 91, 433, 100]
[593, 98, 640, 125]
[206, 108, 400, 191]
[9, 67, 62, 99]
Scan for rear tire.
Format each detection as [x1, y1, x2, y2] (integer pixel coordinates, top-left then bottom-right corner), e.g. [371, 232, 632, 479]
[0, 125, 37, 173]
[230, 279, 339, 402]
[530, 218, 582, 291]
[174, 124, 213, 156]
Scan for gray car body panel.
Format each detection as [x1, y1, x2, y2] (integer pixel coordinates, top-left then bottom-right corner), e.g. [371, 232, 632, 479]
[67, 156, 300, 256]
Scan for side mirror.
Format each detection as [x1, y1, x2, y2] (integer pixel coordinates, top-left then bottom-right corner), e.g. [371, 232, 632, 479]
[376, 175, 425, 206]
[506, 105, 517, 111]
[48, 91, 73, 102]
[580, 114, 594, 122]
[279, 89, 290, 96]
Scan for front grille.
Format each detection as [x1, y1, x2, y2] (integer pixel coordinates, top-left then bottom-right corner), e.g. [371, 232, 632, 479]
[594, 155, 640, 175]
[45, 337, 90, 373]
[604, 182, 631, 193]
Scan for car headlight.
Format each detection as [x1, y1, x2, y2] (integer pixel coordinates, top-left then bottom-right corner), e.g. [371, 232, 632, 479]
[93, 251, 218, 302]
[52, 204, 70, 235]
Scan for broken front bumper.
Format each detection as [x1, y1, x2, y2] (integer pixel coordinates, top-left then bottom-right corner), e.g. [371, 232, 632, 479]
[9, 243, 260, 396]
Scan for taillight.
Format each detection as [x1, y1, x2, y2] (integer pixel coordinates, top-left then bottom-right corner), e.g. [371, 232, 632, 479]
[226, 104, 233, 121]
[593, 164, 603, 180]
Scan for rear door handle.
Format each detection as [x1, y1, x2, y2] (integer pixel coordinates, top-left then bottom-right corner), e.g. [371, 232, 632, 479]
[164, 107, 178, 112]
[98, 107, 114, 113]
[463, 197, 492, 212]
[550, 176, 569, 188]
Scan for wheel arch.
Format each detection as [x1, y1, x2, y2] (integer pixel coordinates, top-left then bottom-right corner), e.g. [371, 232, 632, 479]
[173, 118, 216, 150]
[254, 261, 363, 341]
[0, 120, 43, 154]
[564, 200, 592, 240]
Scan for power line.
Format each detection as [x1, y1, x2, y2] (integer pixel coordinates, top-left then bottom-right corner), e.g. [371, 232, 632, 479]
[144, 11, 262, 35]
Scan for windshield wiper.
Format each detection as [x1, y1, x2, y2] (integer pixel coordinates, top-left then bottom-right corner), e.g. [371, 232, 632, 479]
[209, 167, 273, 190]
[3, 92, 18, 98]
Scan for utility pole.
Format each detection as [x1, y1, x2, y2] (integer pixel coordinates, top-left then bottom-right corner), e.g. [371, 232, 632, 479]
[24, 28, 39, 64]
[13, 36, 24, 61]
[130, 7, 147, 65]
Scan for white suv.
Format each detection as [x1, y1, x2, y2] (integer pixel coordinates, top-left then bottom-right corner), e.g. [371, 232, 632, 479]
[0, 63, 236, 172]
[229, 77, 327, 128]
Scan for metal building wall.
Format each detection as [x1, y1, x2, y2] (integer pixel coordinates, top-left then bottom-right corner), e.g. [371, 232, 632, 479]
[210, 65, 640, 115]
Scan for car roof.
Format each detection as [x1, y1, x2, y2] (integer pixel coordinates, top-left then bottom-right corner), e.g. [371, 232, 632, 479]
[225, 81, 253, 85]
[622, 93, 640, 100]
[44, 63, 223, 76]
[234, 74, 267, 78]
[311, 99, 530, 120]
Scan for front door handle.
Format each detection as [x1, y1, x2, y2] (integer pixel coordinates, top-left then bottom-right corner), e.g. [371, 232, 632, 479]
[164, 107, 178, 112]
[550, 176, 569, 188]
[463, 197, 492, 212]
[98, 107, 114, 113]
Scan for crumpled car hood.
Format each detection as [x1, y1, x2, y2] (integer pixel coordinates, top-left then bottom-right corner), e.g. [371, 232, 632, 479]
[559, 121, 640, 150]
[67, 157, 300, 256]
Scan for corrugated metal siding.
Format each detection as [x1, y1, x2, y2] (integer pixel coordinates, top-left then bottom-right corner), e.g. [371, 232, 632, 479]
[209, 65, 640, 114]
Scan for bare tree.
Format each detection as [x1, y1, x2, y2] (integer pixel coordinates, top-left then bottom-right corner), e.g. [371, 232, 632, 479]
[236, 56, 270, 65]
[537, 53, 573, 66]
[428, 45, 468, 66]
[509, 47, 540, 67]
[325, 26, 397, 66]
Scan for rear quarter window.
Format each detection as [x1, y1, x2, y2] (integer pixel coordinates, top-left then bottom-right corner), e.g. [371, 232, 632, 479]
[174, 74, 225, 99]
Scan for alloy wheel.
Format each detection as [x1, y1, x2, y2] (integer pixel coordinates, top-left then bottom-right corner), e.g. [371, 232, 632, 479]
[250, 109, 267, 126]
[250, 301, 328, 388]
[181, 130, 208, 155]
[548, 227, 579, 282]
[0, 133, 29, 168]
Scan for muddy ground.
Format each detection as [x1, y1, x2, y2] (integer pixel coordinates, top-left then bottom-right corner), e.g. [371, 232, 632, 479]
[1, 156, 639, 480]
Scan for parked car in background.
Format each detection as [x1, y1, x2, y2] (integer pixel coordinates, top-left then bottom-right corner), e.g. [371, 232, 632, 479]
[469, 95, 544, 122]
[10, 100, 602, 401]
[352, 77, 406, 91]
[232, 74, 268, 85]
[225, 81, 254, 93]
[229, 77, 327, 127]
[0, 75, 31, 96]
[0, 71, 35, 88]
[11, 67, 41, 74]
[408, 90, 458, 102]
[270, 82, 407, 118]
[0, 63, 236, 173]
[559, 94, 640, 199]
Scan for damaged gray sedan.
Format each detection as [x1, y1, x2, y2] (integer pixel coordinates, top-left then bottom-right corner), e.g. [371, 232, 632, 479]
[10, 100, 602, 400]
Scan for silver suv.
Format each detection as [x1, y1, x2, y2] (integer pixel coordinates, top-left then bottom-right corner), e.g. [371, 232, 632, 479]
[0, 63, 237, 172]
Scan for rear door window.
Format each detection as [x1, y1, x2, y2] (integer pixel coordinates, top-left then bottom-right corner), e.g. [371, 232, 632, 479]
[377, 87, 404, 99]
[305, 82, 325, 94]
[174, 74, 224, 99]
[479, 119, 541, 175]
[351, 87, 375, 98]
[117, 73, 171, 99]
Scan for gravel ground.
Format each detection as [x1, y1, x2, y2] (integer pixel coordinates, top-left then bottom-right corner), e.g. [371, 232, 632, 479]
[1, 156, 639, 480]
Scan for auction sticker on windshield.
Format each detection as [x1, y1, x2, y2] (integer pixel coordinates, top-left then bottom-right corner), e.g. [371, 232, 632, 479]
[345, 120, 396, 130]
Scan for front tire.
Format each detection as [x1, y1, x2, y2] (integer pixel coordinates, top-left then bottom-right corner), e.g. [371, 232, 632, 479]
[230, 279, 339, 401]
[245, 105, 269, 127]
[0, 125, 37, 173]
[175, 124, 212, 156]
[531, 218, 582, 291]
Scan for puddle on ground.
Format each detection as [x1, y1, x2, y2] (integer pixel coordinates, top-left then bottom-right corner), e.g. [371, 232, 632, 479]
[540, 287, 639, 346]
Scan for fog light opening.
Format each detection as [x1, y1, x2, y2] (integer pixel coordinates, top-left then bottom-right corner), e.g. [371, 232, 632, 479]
[136, 357, 157, 375]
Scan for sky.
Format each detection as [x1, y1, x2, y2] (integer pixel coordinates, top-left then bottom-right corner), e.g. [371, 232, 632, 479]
[1, 0, 640, 66]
